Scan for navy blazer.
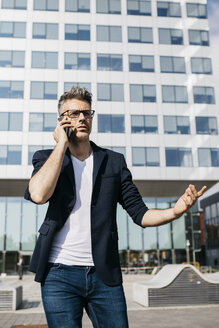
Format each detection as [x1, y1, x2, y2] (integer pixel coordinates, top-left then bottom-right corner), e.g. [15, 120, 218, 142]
[24, 141, 148, 286]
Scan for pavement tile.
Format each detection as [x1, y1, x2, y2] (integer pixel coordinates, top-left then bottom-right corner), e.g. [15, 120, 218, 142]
[0, 274, 219, 328]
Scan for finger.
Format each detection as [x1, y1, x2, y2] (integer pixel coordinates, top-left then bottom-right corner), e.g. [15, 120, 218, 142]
[197, 186, 207, 197]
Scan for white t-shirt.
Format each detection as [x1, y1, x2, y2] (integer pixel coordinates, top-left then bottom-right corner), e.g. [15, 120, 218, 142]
[49, 152, 94, 266]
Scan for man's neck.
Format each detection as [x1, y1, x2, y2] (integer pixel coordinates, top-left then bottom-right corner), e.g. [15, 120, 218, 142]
[68, 139, 92, 161]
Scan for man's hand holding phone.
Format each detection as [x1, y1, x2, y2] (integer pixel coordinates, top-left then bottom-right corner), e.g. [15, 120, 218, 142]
[53, 116, 73, 144]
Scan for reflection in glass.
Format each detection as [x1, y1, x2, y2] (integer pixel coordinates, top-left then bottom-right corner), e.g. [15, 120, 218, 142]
[6, 198, 21, 250]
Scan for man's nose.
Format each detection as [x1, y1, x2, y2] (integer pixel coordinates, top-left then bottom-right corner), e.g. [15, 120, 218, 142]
[78, 112, 86, 120]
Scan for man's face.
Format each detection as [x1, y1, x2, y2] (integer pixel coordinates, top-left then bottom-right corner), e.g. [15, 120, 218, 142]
[59, 99, 93, 141]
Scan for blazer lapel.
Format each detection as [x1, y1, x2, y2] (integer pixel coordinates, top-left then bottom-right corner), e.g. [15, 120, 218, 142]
[62, 148, 75, 191]
[91, 141, 107, 191]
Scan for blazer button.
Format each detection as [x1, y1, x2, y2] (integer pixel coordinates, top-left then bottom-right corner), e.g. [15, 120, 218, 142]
[91, 204, 95, 208]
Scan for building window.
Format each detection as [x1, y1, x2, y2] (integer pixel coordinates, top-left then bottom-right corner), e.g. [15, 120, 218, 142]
[162, 86, 188, 103]
[32, 52, 58, 69]
[97, 25, 122, 42]
[0, 81, 24, 98]
[131, 115, 158, 133]
[96, 0, 121, 14]
[29, 113, 57, 132]
[28, 145, 51, 164]
[65, 0, 90, 12]
[196, 117, 218, 135]
[187, 3, 207, 19]
[97, 54, 123, 71]
[30, 82, 57, 99]
[0, 112, 23, 131]
[130, 84, 156, 102]
[165, 148, 193, 167]
[160, 56, 185, 73]
[32, 23, 58, 39]
[34, 0, 58, 11]
[0, 51, 25, 68]
[198, 148, 219, 167]
[64, 82, 91, 92]
[65, 24, 90, 40]
[104, 146, 126, 157]
[127, 0, 151, 16]
[159, 28, 183, 45]
[97, 83, 124, 101]
[193, 87, 215, 104]
[164, 116, 190, 134]
[189, 30, 209, 46]
[0, 22, 26, 38]
[1, 0, 27, 9]
[132, 147, 160, 166]
[157, 1, 181, 17]
[129, 55, 154, 72]
[0, 145, 22, 165]
[64, 53, 90, 70]
[98, 114, 125, 133]
[128, 27, 153, 43]
[191, 58, 212, 74]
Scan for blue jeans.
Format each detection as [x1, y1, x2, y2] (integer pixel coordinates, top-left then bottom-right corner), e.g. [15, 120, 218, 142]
[41, 263, 129, 328]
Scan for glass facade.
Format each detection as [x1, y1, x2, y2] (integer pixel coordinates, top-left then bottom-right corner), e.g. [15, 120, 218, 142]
[1, 0, 27, 9]
[160, 56, 185, 73]
[64, 53, 90, 70]
[189, 30, 209, 46]
[162, 85, 188, 103]
[32, 23, 58, 39]
[0, 22, 26, 38]
[131, 115, 158, 133]
[0, 50, 25, 67]
[30, 82, 57, 99]
[0, 81, 24, 98]
[165, 148, 193, 167]
[97, 83, 124, 101]
[34, 0, 59, 11]
[65, 0, 90, 12]
[0, 146, 22, 165]
[96, 25, 122, 42]
[191, 58, 212, 74]
[130, 84, 156, 102]
[186, 3, 207, 19]
[29, 113, 57, 131]
[97, 54, 123, 71]
[65, 24, 90, 40]
[98, 114, 125, 133]
[132, 147, 160, 166]
[157, 1, 181, 17]
[164, 116, 190, 134]
[128, 27, 153, 43]
[96, 0, 121, 14]
[32, 51, 58, 69]
[0, 112, 23, 131]
[129, 55, 154, 72]
[196, 117, 218, 135]
[159, 28, 183, 45]
[127, 0, 151, 16]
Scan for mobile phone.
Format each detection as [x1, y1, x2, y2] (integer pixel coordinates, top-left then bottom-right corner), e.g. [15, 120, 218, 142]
[60, 115, 72, 140]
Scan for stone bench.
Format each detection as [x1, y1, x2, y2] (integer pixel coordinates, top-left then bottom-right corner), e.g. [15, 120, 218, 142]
[0, 284, 23, 311]
[133, 264, 219, 307]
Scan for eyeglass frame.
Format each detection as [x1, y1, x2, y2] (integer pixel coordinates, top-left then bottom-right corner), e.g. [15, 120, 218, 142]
[60, 109, 95, 119]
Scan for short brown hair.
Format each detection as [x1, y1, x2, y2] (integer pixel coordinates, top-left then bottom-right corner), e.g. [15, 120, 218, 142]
[58, 86, 92, 114]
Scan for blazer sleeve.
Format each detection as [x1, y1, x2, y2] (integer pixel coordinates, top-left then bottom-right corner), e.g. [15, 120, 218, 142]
[24, 150, 52, 203]
[118, 155, 148, 227]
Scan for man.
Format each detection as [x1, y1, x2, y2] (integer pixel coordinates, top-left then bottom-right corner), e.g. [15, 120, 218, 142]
[25, 87, 206, 328]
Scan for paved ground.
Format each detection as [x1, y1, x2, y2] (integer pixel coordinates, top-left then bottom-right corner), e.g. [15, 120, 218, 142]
[0, 274, 219, 328]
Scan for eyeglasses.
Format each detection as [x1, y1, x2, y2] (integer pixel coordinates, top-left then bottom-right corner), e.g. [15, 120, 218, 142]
[61, 109, 95, 119]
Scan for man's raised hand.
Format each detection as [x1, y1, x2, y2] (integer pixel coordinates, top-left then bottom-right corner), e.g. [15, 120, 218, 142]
[173, 184, 207, 218]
